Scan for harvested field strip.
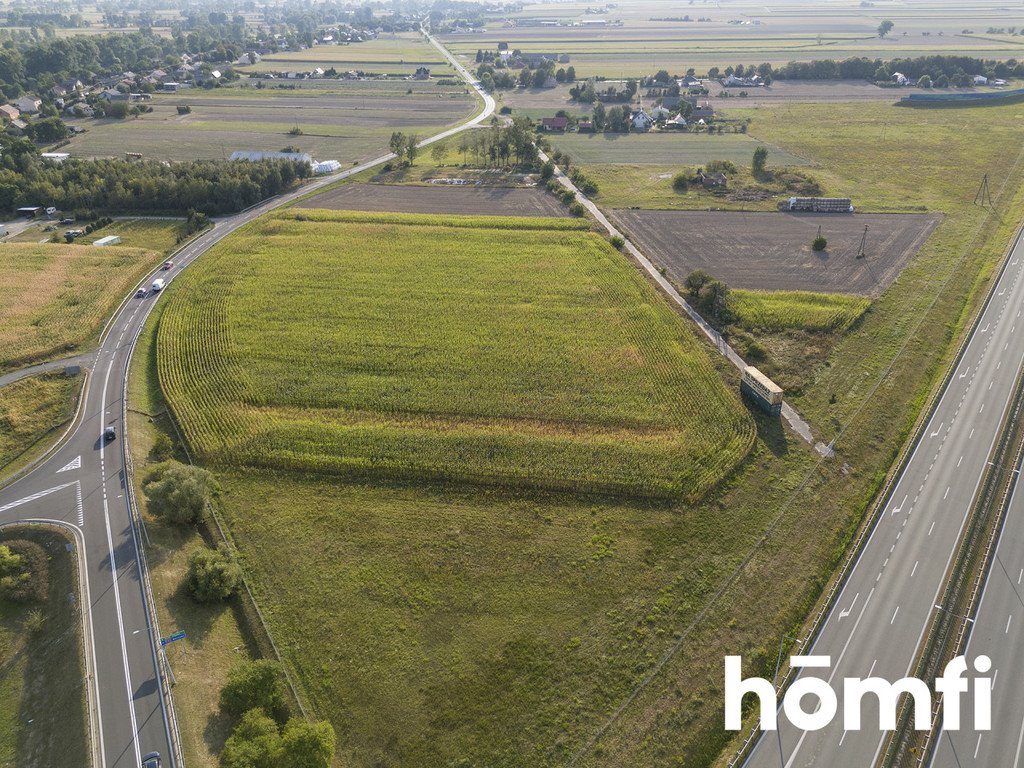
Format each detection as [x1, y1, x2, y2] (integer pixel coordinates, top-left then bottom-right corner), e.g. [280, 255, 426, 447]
[730, 290, 872, 332]
[158, 211, 754, 499]
[292, 184, 572, 218]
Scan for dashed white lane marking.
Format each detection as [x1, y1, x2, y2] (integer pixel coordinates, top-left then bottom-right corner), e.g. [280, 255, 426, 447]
[911, 560, 919, 577]
[74, 480, 83, 527]
[891, 606, 900, 625]
[929, 521, 936, 536]
[958, 456, 963, 467]
[0, 481, 77, 514]
[980, 403, 986, 413]
[975, 734, 983, 759]
[1007, 615, 1013, 634]
[970, 428, 976, 439]
[57, 455, 81, 472]
[1018, 569, 1023, 585]
[944, 486, 950, 500]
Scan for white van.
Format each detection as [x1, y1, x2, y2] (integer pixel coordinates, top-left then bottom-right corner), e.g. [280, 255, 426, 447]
[151, 278, 165, 292]
[45, 206, 57, 216]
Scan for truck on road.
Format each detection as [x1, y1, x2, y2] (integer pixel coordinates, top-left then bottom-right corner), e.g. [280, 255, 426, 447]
[741, 366, 783, 415]
[151, 278, 165, 292]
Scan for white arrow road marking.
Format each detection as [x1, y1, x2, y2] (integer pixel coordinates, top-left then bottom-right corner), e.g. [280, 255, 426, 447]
[57, 455, 81, 472]
[838, 592, 860, 621]
[0, 481, 77, 514]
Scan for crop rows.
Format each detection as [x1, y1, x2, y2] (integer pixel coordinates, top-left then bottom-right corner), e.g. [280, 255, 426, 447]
[157, 211, 754, 499]
[730, 289, 871, 332]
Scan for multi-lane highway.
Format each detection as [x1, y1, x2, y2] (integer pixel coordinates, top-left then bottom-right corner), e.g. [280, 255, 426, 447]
[0, 39, 493, 766]
[931, 451, 1024, 767]
[744, 227, 1024, 768]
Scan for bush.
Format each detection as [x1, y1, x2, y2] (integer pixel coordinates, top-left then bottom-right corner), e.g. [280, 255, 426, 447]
[220, 708, 336, 768]
[610, 235, 625, 250]
[142, 461, 217, 525]
[176, 105, 192, 115]
[185, 545, 242, 603]
[220, 660, 291, 723]
[540, 160, 555, 180]
[0, 540, 48, 603]
[705, 159, 737, 175]
[812, 235, 828, 251]
[149, 432, 174, 461]
[672, 173, 689, 192]
[684, 269, 713, 297]
[569, 201, 586, 216]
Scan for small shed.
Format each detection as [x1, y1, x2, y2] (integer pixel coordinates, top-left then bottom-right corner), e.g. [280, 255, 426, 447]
[93, 235, 122, 246]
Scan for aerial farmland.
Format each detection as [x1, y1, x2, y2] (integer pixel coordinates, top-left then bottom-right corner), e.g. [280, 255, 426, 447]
[6, 1, 1024, 767]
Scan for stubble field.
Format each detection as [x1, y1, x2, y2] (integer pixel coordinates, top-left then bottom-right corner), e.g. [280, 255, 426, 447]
[294, 182, 569, 216]
[612, 210, 942, 295]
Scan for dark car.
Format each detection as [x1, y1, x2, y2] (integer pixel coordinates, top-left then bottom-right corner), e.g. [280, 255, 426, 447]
[142, 753, 162, 768]
[103, 426, 116, 442]
[59, 217, 75, 225]
[136, 288, 147, 298]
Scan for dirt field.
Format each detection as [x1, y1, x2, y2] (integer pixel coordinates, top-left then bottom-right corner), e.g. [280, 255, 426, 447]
[612, 210, 942, 295]
[296, 183, 569, 217]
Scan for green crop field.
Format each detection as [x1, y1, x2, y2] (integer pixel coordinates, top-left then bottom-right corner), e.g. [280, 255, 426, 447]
[550, 132, 808, 167]
[729, 290, 871, 332]
[157, 209, 754, 499]
[0, 241, 166, 370]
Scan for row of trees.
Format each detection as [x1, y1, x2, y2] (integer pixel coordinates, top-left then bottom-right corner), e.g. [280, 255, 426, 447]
[448, 117, 540, 168]
[0, 146, 312, 216]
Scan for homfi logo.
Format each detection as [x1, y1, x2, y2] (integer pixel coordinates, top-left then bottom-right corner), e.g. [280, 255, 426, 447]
[724, 655, 992, 732]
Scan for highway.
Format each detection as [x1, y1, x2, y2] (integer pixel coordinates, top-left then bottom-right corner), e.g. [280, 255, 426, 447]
[0, 39, 494, 766]
[744, 227, 1024, 768]
[931, 452, 1024, 767]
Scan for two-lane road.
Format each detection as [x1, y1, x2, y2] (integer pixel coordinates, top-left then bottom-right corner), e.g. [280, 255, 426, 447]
[0, 47, 494, 766]
[745, 229, 1024, 768]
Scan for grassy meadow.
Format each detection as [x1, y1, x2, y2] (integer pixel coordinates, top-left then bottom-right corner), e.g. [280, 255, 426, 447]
[0, 374, 81, 478]
[0, 241, 166, 370]
[729, 290, 871, 333]
[549, 131, 808, 167]
[238, 33, 454, 75]
[156, 209, 754, 499]
[0, 527, 88, 768]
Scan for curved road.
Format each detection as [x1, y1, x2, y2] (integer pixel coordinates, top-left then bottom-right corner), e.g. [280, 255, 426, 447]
[0, 39, 493, 767]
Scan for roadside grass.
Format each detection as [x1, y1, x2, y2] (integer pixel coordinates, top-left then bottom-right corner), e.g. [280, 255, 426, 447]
[0, 241, 166, 371]
[127, 299, 257, 768]
[0, 526, 88, 768]
[0, 373, 82, 479]
[157, 210, 754, 499]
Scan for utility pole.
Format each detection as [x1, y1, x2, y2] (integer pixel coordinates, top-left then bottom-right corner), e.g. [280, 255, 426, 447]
[975, 173, 992, 207]
[858, 224, 868, 258]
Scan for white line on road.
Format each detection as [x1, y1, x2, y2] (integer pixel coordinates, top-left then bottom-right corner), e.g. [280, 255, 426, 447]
[57, 455, 81, 472]
[929, 521, 936, 536]
[74, 480, 83, 527]
[944, 486, 950, 500]
[958, 455, 963, 467]
[1007, 615, 1013, 634]
[891, 606, 900, 625]
[911, 560, 919, 577]
[0, 481, 78, 514]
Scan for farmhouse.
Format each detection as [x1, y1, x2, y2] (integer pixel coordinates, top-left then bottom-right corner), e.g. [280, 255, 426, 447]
[686, 98, 714, 120]
[6, 119, 27, 136]
[973, 75, 988, 86]
[541, 116, 569, 131]
[0, 104, 19, 121]
[577, 120, 593, 132]
[667, 113, 688, 129]
[631, 109, 654, 131]
[680, 74, 701, 87]
[14, 96, 41, 114]
[649, 105, 671, 120]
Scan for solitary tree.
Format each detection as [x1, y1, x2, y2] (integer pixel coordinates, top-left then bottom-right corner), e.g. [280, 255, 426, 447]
[185, 545, 242, 603]
[142, 462, 216, 526]
[705, 280, 730, 319]
[388, 131, 407, 160]
[878, 19, 894, 37]
[752, 146, 769, 179]
[405, 134, 420, 164]
[684, 269, 712, 296]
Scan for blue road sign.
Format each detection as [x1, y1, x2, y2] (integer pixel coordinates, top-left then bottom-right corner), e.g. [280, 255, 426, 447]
[161, 630, 187, 646]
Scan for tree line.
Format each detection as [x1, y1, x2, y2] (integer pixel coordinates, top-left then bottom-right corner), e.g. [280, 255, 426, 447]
[0, 140, 312, 215]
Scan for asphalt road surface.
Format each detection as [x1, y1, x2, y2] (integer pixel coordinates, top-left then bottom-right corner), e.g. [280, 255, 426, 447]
[743, 229, 1024, 768]
[0, 38, 494, 766]
[931, 452, 1024, 767]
